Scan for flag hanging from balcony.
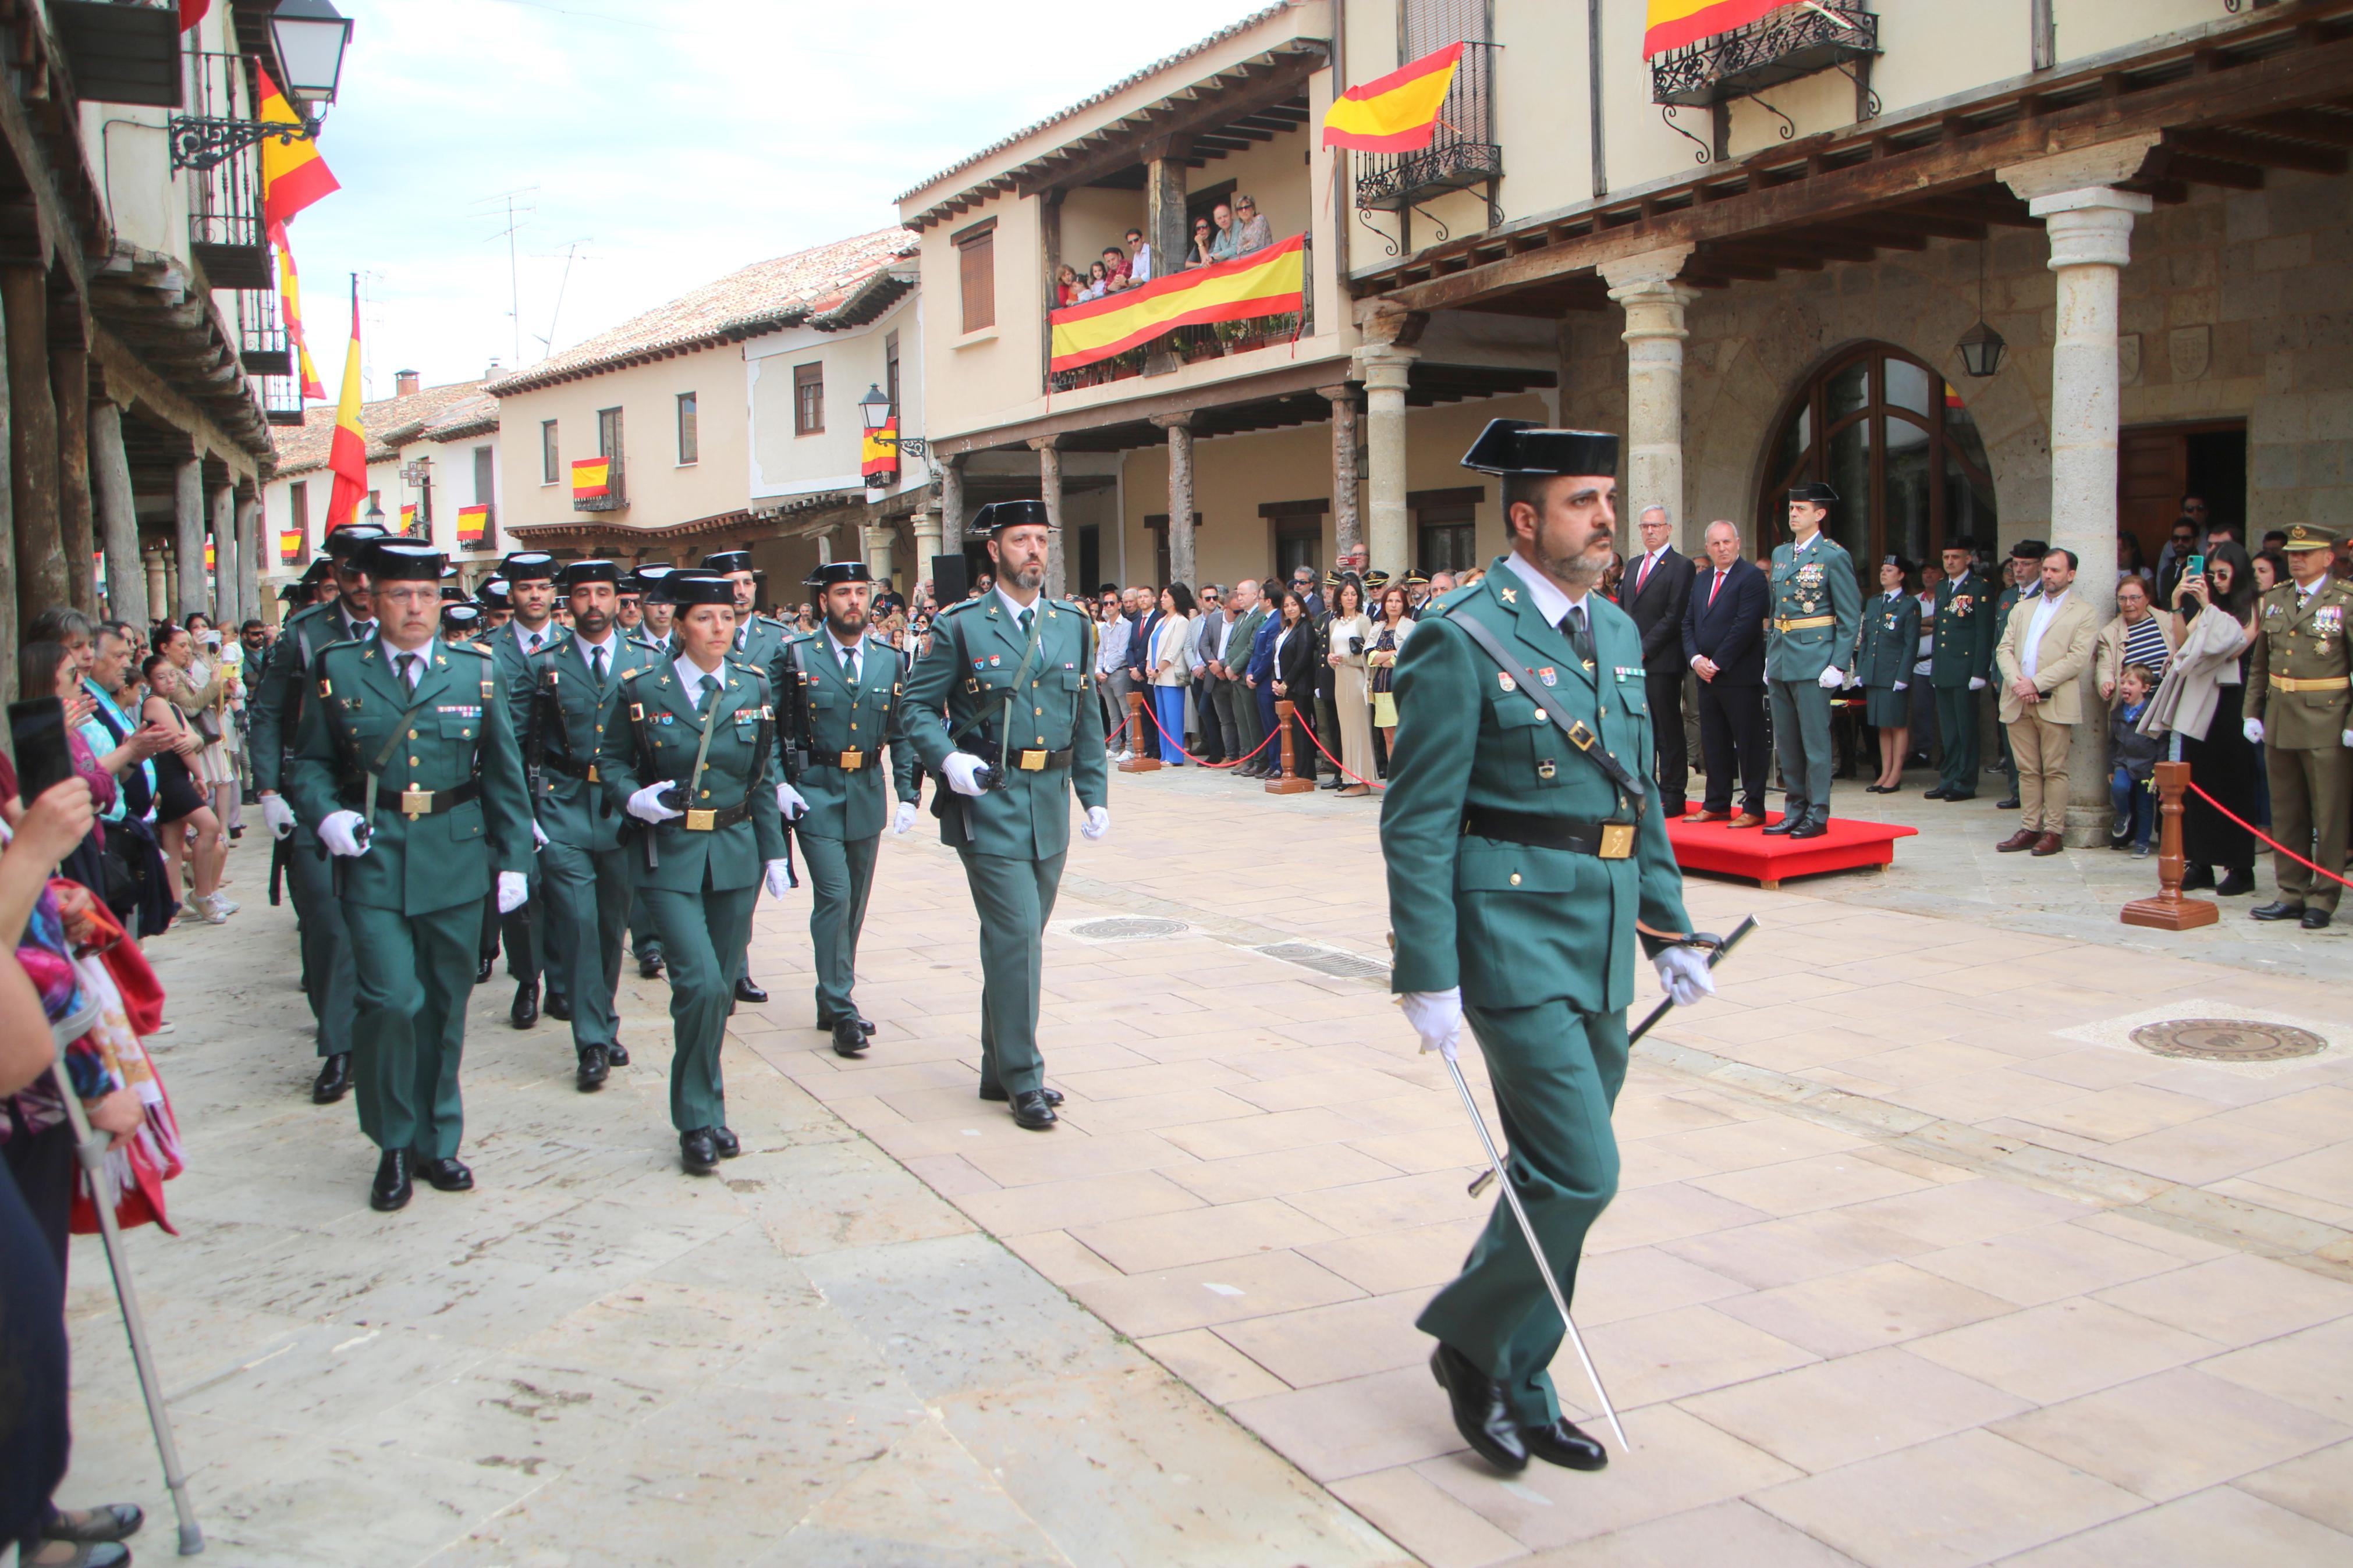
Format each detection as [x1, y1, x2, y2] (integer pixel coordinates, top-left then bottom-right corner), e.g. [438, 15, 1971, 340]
[280, 527, 304, 565]
[271, 225, 326, 401]
[257, 66, 340, 232]
[1049, 234, 1306, 374]
[325, 278, 367, 534]
[1642, 0, 1783, 58]
[457, 504, 491, 547]
[571, 457, 612, 502]
[861, 418, 899, 482]
[1321, 42, 1462, 152]
[399, 503, 418, 534]
[179, 1, 210, 30]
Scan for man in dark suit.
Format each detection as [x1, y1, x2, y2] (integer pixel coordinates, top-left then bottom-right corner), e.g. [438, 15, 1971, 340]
[1681, 520, 1770, 827]
[1622, 506, 1694, 816]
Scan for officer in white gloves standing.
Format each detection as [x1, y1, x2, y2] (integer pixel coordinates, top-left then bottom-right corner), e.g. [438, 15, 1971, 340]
[283, 540, 536, 1213]
[1762, 481, 1863, 840]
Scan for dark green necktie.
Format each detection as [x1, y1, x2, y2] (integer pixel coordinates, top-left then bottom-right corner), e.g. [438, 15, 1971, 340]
[1018, 608, 1035, 642]
[1563, 603, 1593, 665]
[695, 673, 716, 713]
[590, 644, 607, 687]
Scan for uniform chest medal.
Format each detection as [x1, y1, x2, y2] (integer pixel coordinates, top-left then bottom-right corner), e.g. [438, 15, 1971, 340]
[2317, 606, 2343, 637]
[1537, 667, 1557, 687]
[1496, 671, 1517, 693]
[988, 655, 1001, 667]
[435, 703, 482, 719]
[1951, 595, 1972, 616]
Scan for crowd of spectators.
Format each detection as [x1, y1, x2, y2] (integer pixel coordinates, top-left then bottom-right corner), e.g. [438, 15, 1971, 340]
[1052, 197, 1282, 307]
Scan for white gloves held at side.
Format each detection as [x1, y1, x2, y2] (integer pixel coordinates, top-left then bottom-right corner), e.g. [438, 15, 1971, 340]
[1401, 987, 1463, 1063]
[2245, 717, 2266, 745]
[942, 752, 989, 798]
[1656, 945, 1717, 1008]
[318, 810, 369, 858]
[627, 781, 683, 823]
[531, 820, 549, 849]
[776, 782, 809, 821]
[1968, 676, 1988, 691]
[496, 872, 528, 913]
[764, 859, 793, 898]
[260, 792, 297, 840]
[1818, 666, 1846, 691]
[893, 801, 920, 836]
[1893, 680, 1908, 692]
[1081, 806, 1110, 841]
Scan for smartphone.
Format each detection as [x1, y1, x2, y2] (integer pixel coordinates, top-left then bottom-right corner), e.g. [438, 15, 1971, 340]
[8, 697, 76, 802]
[2185, 554, 2205, 579]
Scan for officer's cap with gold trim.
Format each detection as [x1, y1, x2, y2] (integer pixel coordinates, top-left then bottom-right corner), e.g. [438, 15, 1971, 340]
[1461, 419, 1620, 477]
[560, 558, 621, 588]
[701, 549, 754, 575]
[1363, 570, 1392, 591]
[499, 550, 558, 583]
[1788, 481, 1840, 506]
[805, 560, 875, 590]
[361, 539, 445, 582]
[1404, 570, 1431, 588]
[664, 569, 737, 607]
[2280, 523, 2340, 552]
[973, 499, 1053, 536]
[322, 522, 388, 563]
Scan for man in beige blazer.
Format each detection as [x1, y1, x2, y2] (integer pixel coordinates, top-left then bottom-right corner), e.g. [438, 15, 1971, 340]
[1994, 547, 2100, 855]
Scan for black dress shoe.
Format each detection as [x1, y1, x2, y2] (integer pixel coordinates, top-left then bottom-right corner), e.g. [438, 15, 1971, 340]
[475, 955, 495, 985]
[638, 951, 665, 979]
[2216, 867, 2256, 897]
[2302, 907, 2333, 930]
[605, 1041, 629, 1066]
[2251, 900, 2307, 922]
[1790, 811, 1830, 840]
[1762, 808, 1804, 835]
[311, 1051, 352, 1104]
[979, 1083, 1064, 1105]
[420, 1155, 474, 1192]
[832, 1018, 870, 1057]
[1429, 1343, 1528, 1473]
[1996, 796, 2021, 810]
[1923, 787, 1952, 800]
[711, 1126, 741, 1158]
[371, 1150, 414, 1211]
[734, 976, 768, 1004]
[2179, 862, 2217, 891]
[510, 980, 539, 1029]
[680, 1128, 719, 1174]
[1943, 791, 1976, 802]
[546, 993, 573, 1022]
[576, 1044, 610, 1089]
[1010, 1089, 1059, 1130]
[1522, 1416, 1609, 1471]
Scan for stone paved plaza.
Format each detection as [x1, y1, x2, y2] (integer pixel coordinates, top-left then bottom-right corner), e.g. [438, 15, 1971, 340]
[61, 770, 2353, 1566]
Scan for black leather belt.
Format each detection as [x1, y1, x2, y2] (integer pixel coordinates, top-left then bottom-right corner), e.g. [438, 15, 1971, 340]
[543, 753, 600, 783]
[805, 748, 870, 771]
[971, 739, 1076, 771]
[346, 779, 482, 817]
[658, 795, 754, 831]
[1463, 805, 1636, 860]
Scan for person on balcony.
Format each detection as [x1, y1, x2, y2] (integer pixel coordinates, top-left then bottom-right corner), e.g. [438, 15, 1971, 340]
[1101, 246, 1133, 291]
[1124, 227, 1153, 285]
[1080, 260, 1111, 301]
[1208, 202, 1241, 263]
[1053, 264, 1082, 307]
[1233, 194, 1273, 255]
[1186, 216, 1216, 269]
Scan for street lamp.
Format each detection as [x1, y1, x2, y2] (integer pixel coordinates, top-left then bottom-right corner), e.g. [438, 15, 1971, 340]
[363, 495, 386, 530]
[271, 0, 355, 108]
[1955, 319, 2007, 379]
[858, 382, 892, 432]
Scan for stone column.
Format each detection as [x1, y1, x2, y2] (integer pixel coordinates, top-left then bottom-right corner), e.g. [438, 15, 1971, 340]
[51, 344, 95, 613]
[174, 456, 205, 618]
[1319, 385, 1364, 567]
[1599, 245, 1699, 551]
[143, 539, 169, 624]
[4, 265, 65, 624]
[1359, 345, 1419, 578]
[1153, 414, 1197, 589]
[2003, 139, 2156, 846]
[237, 492, 262, 625]
[863, 517, 896, 591]
[939, 453, 966, 553]
[911, 503, 943, 592]
[211, 482, 237, 624]
[1030, 437, 1066, 598]
[91, 402, 144, 628]
[814, 528, 834, 567]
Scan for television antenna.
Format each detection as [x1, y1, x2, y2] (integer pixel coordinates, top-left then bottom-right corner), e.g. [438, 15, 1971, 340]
[473, 186, 540, 371]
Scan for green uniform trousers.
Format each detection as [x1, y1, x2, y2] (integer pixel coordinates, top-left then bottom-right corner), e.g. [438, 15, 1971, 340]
[541, 837, 630, 1050]
[1416, 999, 1629, 1427]
[959, 848, 1066, 1099]
[2266, 744, 2352, 915]
[638, 881, 758, 1132]
[283, 840, 356, 1058]
[1767, 677, 1835, 813]
[1932, 686, 1982, 796]
[799, 830, 879, 1024]
[341, 899, 478, 1159]
[629, 891, 663, 965]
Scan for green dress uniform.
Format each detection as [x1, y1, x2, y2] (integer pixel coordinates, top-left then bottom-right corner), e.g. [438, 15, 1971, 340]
[283, 603, 533, 1171]
[1854, 588, 1922, 729]
[1763, 510, 1863, 830]
[903, 551, 1109, 1108]
[486, 611, 570, 1016]
[623, 622, 673, 975]
[1928, 567, 1998, 797]
[778, 604, 922, 1044]
[597, 635, 789, 1140]
[2245, 528, 2353, 923]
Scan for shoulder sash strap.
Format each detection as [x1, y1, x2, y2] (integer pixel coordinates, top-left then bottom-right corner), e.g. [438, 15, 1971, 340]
[1439, 607, 1650, 816]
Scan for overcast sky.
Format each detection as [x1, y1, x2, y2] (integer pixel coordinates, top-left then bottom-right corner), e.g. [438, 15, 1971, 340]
[291, 0, 1262, 400]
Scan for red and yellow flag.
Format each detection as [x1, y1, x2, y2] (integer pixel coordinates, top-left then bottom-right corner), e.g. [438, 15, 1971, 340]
[456, 504, 491, 547]
[861, 418, 899, 481]
[280, 527, 304, 565]
[1049, 234, 1307, 373]
[270, 224, 326, 401]
[324, 279, 367, 534]
[257, 65, 339, 232]
[179, 0, 210, 31]
[1322, 42, 1461, 152]
[570, 457, 612, 501]
[1643, 0, 1783, 58]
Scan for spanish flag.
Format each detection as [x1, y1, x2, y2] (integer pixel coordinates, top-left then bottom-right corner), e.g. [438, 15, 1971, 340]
[571, 457, 612, 501]
[456, 504, 491, 547]
[281, 527, 305, 565]
[861, 417, 899, 481]
[1322, 42, 1461, 152]
[324, 278, 367, 534]
[1049, 234, 1306, 373]
[257, 65, 339, 232]
[271, 223, 325, 401]
[1643, 0, 1783, 58]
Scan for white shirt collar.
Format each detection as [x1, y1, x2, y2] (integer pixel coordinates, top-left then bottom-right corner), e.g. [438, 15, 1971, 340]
[995, 585, 1042, 624]
[824, 625, 867, 662]
[378, 633, 435, 672]
[673, 654, 726, 693]
[514, 619, 555, 650]
[573, 629, 620, 663]
[1500, 550, 1588, 630]
[1644, 543, 1670, 566]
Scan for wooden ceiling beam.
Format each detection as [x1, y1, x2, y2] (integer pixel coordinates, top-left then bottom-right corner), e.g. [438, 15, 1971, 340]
[2168, 126, 2348, 175]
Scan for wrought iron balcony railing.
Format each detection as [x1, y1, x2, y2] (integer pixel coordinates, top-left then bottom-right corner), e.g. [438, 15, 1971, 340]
[1651, 2, 1878, 109]
[185, 50, 272, 289]
[1354, 40, 1502, 226]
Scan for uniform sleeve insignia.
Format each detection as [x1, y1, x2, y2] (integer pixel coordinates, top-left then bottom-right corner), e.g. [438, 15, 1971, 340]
[1499, 587, 1518, 603]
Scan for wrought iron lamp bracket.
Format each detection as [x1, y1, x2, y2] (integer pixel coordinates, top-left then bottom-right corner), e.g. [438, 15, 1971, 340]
[168, 115, 321, 173]
[1662, 105, 1713, 165]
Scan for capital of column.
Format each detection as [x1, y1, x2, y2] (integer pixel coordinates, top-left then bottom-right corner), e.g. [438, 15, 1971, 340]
[1025, 435, 1060, 453]
[1598, 243, 1695, 293]
[2030, 190, 2152, 271]
[1355, 344, 1419, 395]
[1149, 412, 1193, 433]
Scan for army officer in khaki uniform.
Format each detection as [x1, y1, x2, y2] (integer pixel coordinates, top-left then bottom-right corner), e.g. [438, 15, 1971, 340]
[2245, 524, 2353, 930]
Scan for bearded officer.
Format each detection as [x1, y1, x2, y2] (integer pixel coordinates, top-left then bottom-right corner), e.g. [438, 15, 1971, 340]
[285, 539, 534, 1211]
[1762, 481, 1862, 839]
[1385, 420, 1716, 1474]
[482, 551, 570, 1025]
[704, 547, 790, 1003]
[776, 561, 923, 1055]
[903, 501, 1109, 1129]
[250, 521, 386, 1104]
[2245, 524, 2353, 931]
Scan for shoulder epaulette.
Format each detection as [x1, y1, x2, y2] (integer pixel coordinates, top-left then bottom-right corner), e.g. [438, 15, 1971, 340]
[938, 597, 983, 618]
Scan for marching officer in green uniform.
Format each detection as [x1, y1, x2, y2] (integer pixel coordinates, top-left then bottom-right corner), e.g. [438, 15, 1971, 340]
[623, 565, 676, 978]
[776, 561, 924, 1055]
[250, 521, 387, 1104]
[631, 565, 679, 662]
[598, 570, 793, 1174]
[1385, 421, 1717, 1475]
[524, 560, 641, 1089]
[2245, 524, 2353, 931]
[903, 500, 1110, 1130]
[485, 550, 569, 1026]
[1763, 481, 1863, 839]
[284, 539, 535, 1211]
[477, 576, 513, 635]
[1924, 537, 1996, 802]
[705, 548, 789, 1003]
[1990, 539, 2046, 809]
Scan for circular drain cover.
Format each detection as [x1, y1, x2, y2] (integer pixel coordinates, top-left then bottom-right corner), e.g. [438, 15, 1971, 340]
[2128, 1019, 2327, 1063]
[1070, 916, 1187, 940]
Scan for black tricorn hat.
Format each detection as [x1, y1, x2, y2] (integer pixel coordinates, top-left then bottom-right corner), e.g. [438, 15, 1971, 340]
[805, 560, 875, 590]
[323, 523, 388, 562]
[701, 549, 754, 575]
[499, 550, 558, 582]
[361, 540, 445, 582]
[476, 577, 512, 609]
[631, 564, 677, 602]
[439, 584, 466, 602]
[560, 558, 620, 588]
[277, 581, 305, 601]
[1788, 481, 1840, 506]
[1461, 419, 1621, 478]
[299, 556, 336, 584]
[2010, 538, 2050, 560]
[663, 569, 737, 607]
[441, 603, 483, 631]
[974, 499, 1053, 535]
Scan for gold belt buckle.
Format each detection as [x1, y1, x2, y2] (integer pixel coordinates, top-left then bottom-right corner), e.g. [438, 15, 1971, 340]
[1598, 822, 1636, 859]
[400, 788, 433, 818]
[585, 764, 600, 784]
[1018, 749, 1048, 770]
[684, 808, 716, 831]
[839, 748, 865, 770]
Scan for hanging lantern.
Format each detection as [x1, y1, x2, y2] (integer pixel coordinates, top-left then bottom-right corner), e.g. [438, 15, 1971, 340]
[1956, 319, 2006, 379]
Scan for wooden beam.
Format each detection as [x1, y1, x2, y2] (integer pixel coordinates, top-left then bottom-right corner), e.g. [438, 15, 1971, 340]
[2150, 149, 2266, 189]
[2167, 127, 2347, 175]
[1012, 51, 1323, 197]
[2237, 108, 2353, 147]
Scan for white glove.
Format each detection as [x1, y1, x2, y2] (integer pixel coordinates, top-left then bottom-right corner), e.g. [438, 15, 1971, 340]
[1401, 987, 1463, 1062]
[1968, 676, 1987, 691]
[260, 792, 296, 840]
[892, 801, 919, 835]
[627, 781, 683, 823]
[1819, 666, 1846, 690]
[531, 819, 549, 849]
[495, 870, 528, 913]
[1894, 680, 1908, 692]
[2244, 717, 2265, 745]
[318, 809, 369, 858]
[1655, 946, 1717, 1008]
[2342, 729, 2352, 749]
[942, 751, 989, 798]
[776, 781, 809, 820]
[764, 858, 793, 898]
[1081, 805, 1110, 841]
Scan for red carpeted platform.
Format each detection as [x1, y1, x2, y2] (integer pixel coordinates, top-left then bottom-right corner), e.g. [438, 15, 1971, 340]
[1666, 811, 1918, 890]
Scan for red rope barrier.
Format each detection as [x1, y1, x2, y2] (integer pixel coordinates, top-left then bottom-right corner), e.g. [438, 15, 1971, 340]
[1286, 709, 1386, 790]
[1129, 699, 1279, 770]
[2187, 781, 2353, 890]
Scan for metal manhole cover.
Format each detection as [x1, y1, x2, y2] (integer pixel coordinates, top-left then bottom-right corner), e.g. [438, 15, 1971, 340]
[1070, 917, 1187, 941]
[1257, 942, 1392, 980]
[2128, 1018, 2327, 1063]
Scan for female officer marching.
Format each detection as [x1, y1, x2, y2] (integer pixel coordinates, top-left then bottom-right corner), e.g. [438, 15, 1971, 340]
[598, 569, 794, 1174]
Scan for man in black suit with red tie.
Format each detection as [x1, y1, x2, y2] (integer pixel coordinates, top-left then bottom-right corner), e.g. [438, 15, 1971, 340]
[1622, 506, 1695, 816]
[1682, 519, 1772, 827]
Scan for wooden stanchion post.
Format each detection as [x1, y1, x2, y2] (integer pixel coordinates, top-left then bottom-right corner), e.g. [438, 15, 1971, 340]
[2121, 759, 2219, 930]
[1265, 699, 1314, 795]
[1118, 689, 1161, 773]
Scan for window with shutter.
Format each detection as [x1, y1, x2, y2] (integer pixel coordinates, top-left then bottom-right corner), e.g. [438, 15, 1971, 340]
[957, 225, 996, 333]
[793, 364, 824, 435]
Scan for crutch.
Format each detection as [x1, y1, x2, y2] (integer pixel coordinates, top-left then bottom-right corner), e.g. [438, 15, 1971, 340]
[51, 1057, 205, 1555]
